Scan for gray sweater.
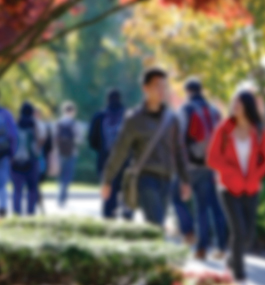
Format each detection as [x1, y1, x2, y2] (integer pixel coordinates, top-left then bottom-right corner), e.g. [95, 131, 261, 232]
[103, 105, 190, 184]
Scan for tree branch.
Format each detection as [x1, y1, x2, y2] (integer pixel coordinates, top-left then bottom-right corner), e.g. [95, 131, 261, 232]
[35, 0, 149, 47]
[0, 0, 82, 57]
[0, 0, 149, 78]
[18, 63, 57, 112]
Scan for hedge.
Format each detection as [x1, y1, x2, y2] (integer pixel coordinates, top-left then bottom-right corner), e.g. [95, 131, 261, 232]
[1, 216, 163, 240]
[0, 229, 187, 285]
[0, 218, 187, 285]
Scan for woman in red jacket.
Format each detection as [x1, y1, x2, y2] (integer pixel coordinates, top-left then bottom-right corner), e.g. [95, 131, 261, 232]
[208, 91, 265, 284]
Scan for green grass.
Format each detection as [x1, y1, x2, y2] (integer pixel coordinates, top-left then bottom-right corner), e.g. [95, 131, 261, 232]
[7, 182, 99, 193]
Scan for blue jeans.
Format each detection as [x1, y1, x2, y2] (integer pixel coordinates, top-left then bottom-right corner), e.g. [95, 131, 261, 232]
[0, 157, 10, 211]
[12, 162, 39, 215]
[138, 173, 172, 226]
[58, 156, 76, 205]
[172, 179, 194, 235]
[191, 169, 228, 251]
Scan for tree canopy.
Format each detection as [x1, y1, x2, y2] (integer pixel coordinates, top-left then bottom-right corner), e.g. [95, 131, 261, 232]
[0, 0, 148, 78]
[123, 0, 265, 101]
[0, 0, 255, 79]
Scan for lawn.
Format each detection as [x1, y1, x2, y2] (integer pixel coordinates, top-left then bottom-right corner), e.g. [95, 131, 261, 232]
[7, 182, 99, 194]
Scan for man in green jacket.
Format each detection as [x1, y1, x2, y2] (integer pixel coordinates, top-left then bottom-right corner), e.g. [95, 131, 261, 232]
[101, 68, 191, 226]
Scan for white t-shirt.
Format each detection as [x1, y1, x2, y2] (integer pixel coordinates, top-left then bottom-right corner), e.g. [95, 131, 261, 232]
[234, 136, 251, 175]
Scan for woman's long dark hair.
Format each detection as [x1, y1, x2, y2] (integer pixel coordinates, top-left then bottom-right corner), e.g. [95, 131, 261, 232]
[236, 91, 262, 129]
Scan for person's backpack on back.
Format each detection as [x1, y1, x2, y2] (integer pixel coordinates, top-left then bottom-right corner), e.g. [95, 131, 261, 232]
[0, 111, 10, 158]
[102, 110, 124, 152]
[186, 102, 220, 165]
[12, 128, 38, 172]
[57, 121, 75, 157]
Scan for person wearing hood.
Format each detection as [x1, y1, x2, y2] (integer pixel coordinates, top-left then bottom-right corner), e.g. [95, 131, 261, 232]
[0, 93, 18, 217]
[12, 102, 40, 215]
[88, 89, 132, 219]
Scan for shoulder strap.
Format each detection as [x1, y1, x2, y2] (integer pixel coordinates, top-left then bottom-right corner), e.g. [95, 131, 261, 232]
[134, 110, 173, 174]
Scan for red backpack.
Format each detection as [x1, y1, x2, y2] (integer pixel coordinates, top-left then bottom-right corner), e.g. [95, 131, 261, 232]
[186, 102, 220, 165]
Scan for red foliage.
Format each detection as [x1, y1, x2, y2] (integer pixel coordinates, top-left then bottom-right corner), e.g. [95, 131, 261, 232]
[0, 0, 48, 50]
[163, 0, 252, 24]
[0, 0, 84, 52]
[120, 0, 252, 25]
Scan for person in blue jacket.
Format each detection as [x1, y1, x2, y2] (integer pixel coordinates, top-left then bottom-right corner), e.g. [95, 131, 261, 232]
[88, 89, 132, 219]
[0, 101, 18, 217]
[12, 102, 40, 215]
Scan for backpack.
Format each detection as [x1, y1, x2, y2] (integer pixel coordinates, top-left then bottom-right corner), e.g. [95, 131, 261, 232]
[0, 111, 10, 158]
[57, 121, 75, 157]
[12, 128, 39, 172]
[186, 102, 220, 165]
[102, 110, 124, 152]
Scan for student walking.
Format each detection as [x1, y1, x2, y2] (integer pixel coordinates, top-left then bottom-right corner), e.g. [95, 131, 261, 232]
[179, 77, 227, 259]
[89, 89, 132, 219]
[56, 101, 81, 206]
[12, 102, 40, 215]
[208, 91, 265, 284]
[0, 102, 18, 217]
[101, 68, 191, 226]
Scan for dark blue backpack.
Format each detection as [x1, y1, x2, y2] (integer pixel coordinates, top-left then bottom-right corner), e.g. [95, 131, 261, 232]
[12, 127, 39, 172]
[102, 110, 124, 152]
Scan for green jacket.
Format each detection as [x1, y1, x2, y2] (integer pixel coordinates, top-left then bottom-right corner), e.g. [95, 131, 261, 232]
[103, 104, 190, 184]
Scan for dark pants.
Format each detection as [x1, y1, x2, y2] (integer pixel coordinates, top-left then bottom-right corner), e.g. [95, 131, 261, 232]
[172, 179, 194, 235]
[12, 163, 39, 215]
[221, 191, 258, 281]
[138, 173, 172, 226]
[103, 174, 133, 220]
[58, 156, 76, 205]
[191, 169, 228, 251]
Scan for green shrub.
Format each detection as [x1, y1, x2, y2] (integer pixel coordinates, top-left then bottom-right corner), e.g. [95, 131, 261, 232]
[1, 216, 163, 240]
[0, 228, 187, 285]
[0, 217, 187, 285]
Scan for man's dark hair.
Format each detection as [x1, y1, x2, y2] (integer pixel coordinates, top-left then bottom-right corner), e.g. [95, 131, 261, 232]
[185, 77, 202, 94]
[142, 68, 167, 86]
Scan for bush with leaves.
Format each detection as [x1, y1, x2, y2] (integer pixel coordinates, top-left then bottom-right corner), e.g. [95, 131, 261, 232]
[0, 228, 186, 285]
[2, 216, 163, 240]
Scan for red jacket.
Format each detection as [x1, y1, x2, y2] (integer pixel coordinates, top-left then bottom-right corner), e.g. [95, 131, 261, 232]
[207, 118, 265, 196]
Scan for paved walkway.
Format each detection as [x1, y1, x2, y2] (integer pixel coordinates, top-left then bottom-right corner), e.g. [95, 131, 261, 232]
[6, 192, 265, 285]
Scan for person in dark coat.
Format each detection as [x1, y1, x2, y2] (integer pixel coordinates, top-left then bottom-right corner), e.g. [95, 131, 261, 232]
[12, 102, 40, 215]
[89, 89, 132, 219]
